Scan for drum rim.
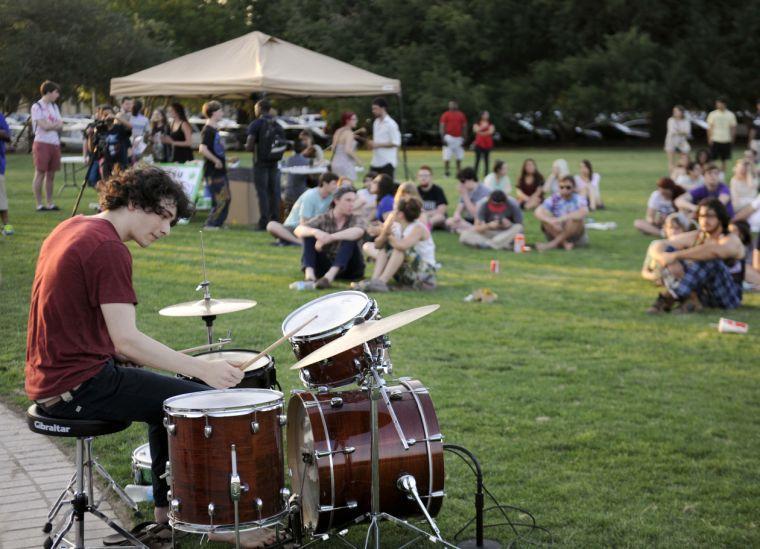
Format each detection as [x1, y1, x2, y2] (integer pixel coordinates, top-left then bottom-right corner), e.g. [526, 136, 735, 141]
[164, 388, 283, 416]
[169, 509, 288, 534]
[281, 291, 375, 341]
[131, 442, 151, 468]
[193, 348, 274, 372]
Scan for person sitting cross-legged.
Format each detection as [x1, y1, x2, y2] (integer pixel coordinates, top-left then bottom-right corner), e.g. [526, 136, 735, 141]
[266, 171, 339, 245]
[534, 175, 589, 251]
[294, 186, 366, 289]
[459, 190, 524, 250]
[356, 198, 437, 292]
[444, 167, 491, 233]
[646, 198, 745, 314]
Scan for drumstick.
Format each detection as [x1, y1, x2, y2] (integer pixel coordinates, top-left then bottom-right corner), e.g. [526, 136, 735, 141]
[178, 340, 232, 354]
[236, 314, 319, 371]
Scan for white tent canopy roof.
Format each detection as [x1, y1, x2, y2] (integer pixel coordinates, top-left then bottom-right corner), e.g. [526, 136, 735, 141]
[110, 31, 400, 98]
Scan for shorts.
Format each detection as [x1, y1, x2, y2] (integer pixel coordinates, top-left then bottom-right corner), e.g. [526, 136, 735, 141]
[32, 141, 61, 172]
[664, 136, 691, 154]
[710, 141, 732, 161]
[0, 174, 7, 211]
[442, 135, 465, 161]
[394, 250, 437, 289]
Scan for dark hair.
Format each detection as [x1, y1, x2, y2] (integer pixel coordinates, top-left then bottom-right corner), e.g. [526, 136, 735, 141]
[150, 108, 167, 131]
[293, 140, 307, 154]
[686, 161, 699, 172]
[318, 171, 339, 187]
[40, 80, 60, 96]
[170, 102, 188, 123]
[489, 189, 507, 203]
[697, 198, 730, 234]
[121, 96, 133, 104]
[730, 220, 751, 246]
[331, 185, 357, 208]
[518, 158, 544, 189]
[202, 100, 223, 118]
[457, 167, 477, 182]
[704, 163, 719, 173]
[560, 175, 576, 187]
[696, 149, 711, 164]
[493, 160, 505, 173]
[132, 100, 143, 117]
[716, 97, 726, 104]
[374, 173, 395, 198]
[580, 159, 593, 175]
[98, 166, 194, 226]
[418, 165, 433, 174]
[656, 177, 685, 202]
[477, 111, 489, 122]
[396, 197, 422, 222]
[372, 97, 388, 110]
[256, 99, 271, 114]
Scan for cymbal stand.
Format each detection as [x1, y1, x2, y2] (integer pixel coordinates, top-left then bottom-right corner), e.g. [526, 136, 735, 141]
[361, 343, 456, 549]
[197, 231, 216, 345]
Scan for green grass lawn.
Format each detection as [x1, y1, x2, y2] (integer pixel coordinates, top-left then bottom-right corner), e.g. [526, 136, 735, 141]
[1, 148, 758, 547]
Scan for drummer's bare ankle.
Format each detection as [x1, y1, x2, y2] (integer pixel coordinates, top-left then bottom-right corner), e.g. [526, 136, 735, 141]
[154, 505, 169, 524]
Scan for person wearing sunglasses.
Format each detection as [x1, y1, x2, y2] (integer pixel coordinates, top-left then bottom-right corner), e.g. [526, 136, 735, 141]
[534, 175, 588, 251]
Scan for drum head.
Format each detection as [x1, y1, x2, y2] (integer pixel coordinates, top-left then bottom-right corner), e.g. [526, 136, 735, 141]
[132, 443, 151, 468]
[282, 291, 371, 338]
[287, 397, 320, 529]
[164, 389, 283, 417]
[195, 350, 271, 372]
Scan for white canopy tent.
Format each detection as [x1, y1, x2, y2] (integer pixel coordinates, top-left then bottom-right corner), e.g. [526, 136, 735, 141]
[109, 31, 400, 98]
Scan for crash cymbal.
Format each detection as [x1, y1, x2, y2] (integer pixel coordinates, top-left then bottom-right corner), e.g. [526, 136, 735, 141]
[159, 298, 257, 317]
[290, 304, 439, 370]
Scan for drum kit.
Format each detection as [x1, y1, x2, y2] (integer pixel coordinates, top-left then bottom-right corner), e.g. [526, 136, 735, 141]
[121, 238, 459, 548]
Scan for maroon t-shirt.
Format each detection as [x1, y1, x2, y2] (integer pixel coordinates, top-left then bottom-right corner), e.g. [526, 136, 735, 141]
[25, 216, 137, 400]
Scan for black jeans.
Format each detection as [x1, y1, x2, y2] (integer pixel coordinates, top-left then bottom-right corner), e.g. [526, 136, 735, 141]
[254, 164, 281, 229]
[474, 146, 491, 179]
[370, 163, 395, 181]
[38, 361, 207, 507]
[301, 237, 365, 280]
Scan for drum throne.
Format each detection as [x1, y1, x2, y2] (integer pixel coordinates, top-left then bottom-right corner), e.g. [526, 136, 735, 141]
[27, 404, 146, 549]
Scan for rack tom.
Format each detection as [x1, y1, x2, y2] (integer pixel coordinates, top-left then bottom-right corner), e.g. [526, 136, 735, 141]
[287, 378, 444, 535]
[282, 291, 385, 389]
[193, 349, 277, 390]
[164, 389, 287, 533]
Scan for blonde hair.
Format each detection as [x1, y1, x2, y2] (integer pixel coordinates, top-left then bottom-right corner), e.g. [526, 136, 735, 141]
[552, 158, 569, 177]
[394, 181, 422, 204]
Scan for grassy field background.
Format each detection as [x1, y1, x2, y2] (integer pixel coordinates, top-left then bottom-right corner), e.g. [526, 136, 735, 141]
[1, 148, 758, 547]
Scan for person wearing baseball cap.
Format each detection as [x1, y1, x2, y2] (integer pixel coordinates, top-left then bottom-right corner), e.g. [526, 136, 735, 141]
[459, 189, 524, 250]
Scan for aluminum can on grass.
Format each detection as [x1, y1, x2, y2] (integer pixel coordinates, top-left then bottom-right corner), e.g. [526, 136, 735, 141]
[490, 259, 500, 273]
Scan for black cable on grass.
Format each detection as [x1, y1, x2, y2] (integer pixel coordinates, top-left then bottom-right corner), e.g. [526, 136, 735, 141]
[443, 444, 554, 547]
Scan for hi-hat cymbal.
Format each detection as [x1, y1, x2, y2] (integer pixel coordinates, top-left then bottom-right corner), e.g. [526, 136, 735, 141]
[290, 304, 439, 370]
[159, 298, 257, 317]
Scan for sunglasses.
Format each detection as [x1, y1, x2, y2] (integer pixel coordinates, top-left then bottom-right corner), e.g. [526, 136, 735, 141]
[559, 185, 573, 190]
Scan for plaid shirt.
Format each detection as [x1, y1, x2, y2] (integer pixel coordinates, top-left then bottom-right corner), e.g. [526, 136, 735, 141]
[306, 211, 367, 261]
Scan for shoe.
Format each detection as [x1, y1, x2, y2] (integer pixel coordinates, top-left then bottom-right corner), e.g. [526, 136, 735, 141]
[1, 224, 14, 236]
[351, 280, 371, 291]
[365, 279, 389, 292]
[315, 277, 332, 289]
[203, 225, 220, 231]
[36, 205, 45, 212]
[673, 292, 703, 314]
[46, 204, 60, 211]
[646, 292, 676, 314]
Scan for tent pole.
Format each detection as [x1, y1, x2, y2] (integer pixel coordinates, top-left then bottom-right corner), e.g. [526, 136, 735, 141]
[397, 92, 409, 180]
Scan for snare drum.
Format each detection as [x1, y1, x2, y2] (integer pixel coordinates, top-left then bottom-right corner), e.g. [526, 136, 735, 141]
[282, 291, 384, 389]
[164, 389, 287, 533]
[131, 443, 152, 485]
[193, 349, 277, 390]
[287, 379, 444, 535]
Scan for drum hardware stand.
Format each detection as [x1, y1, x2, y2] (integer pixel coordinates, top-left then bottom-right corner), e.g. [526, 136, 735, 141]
[361, 343, 457, 549]
[230, 444, 243, 549]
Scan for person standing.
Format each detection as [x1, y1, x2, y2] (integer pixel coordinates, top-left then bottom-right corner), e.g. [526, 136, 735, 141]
[331, 111, 362, 181]
[162, 103, 194, 163]
[748, 99, 760, 159]
[31, 80, 63, 211]
[664, 105, 691, 171]
[0, 111, 13, 235]
[439, 100, 467, 177]
[198, 101, 230, 230]
[706, 98, 737, 174]
[246, 99, 286, 230]
[472, 111, 495, 179]
[368, 97, 401, 180]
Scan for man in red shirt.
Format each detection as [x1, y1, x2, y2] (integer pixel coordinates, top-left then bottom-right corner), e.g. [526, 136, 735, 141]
[25, 167, 246, 529]
[439, 100, 468, 177]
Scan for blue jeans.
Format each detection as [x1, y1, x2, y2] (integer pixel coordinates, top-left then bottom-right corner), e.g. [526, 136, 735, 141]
[205, 174, 230, 227]
[301, 237, 365, 280]
[254, 164, 281, 229]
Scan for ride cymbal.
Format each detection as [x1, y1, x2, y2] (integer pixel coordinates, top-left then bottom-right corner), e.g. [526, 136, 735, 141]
[290, 304, 439, 370]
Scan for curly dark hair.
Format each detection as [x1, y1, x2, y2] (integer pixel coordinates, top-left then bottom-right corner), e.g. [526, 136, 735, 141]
[98, 166, 194, 225]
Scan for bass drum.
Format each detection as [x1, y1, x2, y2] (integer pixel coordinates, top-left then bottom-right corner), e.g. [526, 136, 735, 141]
[287, 379, 444, 535]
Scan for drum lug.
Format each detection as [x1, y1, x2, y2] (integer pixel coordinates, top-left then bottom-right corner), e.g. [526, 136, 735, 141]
[160, 461, 171, 480]
[319, 500, 357, 513]
[208, 502, 215, 518]
[315, 446, 355, 459]
[280, 487, 291, 502]
[250, 421, 259, 434]
[389, 389, 403, 401]
[406, 438, 417, 446]
[204, 425, 213, 438]
[278, 414, 287, 426]
[329, 397, 343, 408]
[163, 417, 176, 435]
[301, 369, 311, 382]
[317, 386, 329, 394]
[171, 499, 181, 513]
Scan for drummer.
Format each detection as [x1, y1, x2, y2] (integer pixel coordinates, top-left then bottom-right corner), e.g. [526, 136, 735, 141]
[24, 167, 257, 534]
